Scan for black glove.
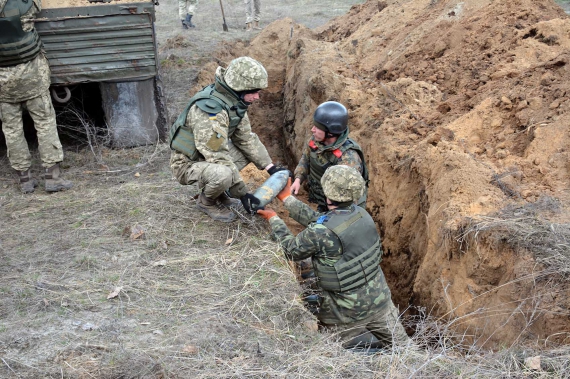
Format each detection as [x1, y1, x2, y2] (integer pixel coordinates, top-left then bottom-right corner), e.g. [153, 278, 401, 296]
[267, 165, 289, 176]
[240, 193, 261, 214]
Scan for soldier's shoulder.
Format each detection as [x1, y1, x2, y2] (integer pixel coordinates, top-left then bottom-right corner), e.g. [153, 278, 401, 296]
[195, 98, 224, 114]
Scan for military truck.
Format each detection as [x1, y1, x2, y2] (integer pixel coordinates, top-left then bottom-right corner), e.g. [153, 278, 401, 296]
[36, 0, 167, 147]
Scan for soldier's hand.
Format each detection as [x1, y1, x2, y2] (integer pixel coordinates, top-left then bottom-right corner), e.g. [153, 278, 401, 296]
[240, 193, 261, 214]
[277, 178, 292, 202]
[290, 178, 301, 195]
[257, 208, 277, 220]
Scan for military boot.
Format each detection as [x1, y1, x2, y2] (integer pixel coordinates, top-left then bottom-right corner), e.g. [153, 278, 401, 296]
[253, 21, 262, 30]
[196, 193, 236, 222]
[184, 14, 195, 28]
[45, 163, 73, 192]
[16, 169, 38, 194]
[181, 19, 189, 29]
[216, 192, 241, 208]
[246, 22, 252, 32]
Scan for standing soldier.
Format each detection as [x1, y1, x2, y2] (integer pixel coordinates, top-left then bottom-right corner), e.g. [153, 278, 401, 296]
[179, 0, 197, 29]
[0, 0, 72, 193]
[290, 101, 368, 212]
[245, 0, 261, 31]
[257, 165, 412, 349]
[169, 56, 286, 223]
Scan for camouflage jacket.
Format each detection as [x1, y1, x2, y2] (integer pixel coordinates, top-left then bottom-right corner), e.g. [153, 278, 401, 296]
[268, 196, 391, 325]
[184, 66, 272, 193]
[0, 0, 50, 103]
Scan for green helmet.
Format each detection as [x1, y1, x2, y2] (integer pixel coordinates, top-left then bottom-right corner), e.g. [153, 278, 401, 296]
[224, 56, 268, 92]
[321, 165, 365, 203]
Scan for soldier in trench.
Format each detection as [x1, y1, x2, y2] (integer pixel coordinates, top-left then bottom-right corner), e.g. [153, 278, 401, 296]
[290, 101, 369, 212]
[169, 56, 287, 223]
[0, 0, 73, 193]
[257, 165, 413, 350]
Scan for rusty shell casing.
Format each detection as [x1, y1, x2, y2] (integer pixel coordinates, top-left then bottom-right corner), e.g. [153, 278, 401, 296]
[253, 170, 291, 208]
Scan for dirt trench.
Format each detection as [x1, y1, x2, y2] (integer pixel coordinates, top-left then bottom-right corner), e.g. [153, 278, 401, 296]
[194, 0, 570, 349]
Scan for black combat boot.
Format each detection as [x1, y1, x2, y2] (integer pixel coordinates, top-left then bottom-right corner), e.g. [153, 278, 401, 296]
[183, 14, 195, 28]
[216, 191, 241, 208]
[181, 19, 188, 29]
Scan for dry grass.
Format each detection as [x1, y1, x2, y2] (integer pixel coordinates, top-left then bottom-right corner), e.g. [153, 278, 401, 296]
[457, 196, 570, 275]
[1, 145, 570, 378]
[2, 0, 570, 377]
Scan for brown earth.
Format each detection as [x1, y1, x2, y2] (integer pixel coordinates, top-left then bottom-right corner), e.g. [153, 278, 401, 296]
[201, 0, 570, 349]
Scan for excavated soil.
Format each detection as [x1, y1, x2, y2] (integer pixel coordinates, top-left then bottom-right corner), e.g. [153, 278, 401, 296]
[201, 0, 570, 348]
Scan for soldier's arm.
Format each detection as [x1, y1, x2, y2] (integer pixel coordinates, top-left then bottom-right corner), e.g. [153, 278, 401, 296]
[282, 196, 320, 227]
[268, 217, 337, 261]
[338, 149, 363, 174]
[230, 113, 272, 169]
[24, 0, 41, 27]
[293, 142, 311, 183]
[191, 106, 242, 184]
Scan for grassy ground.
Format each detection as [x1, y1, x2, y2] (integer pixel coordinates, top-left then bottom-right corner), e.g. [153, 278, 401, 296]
[1, 0, 570, 377]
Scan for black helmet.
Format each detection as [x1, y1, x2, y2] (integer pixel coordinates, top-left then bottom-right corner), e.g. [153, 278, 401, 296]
[313, 101, 348, 135]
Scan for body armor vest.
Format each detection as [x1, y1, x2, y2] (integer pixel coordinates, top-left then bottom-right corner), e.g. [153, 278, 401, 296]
[169, 80, 249, 158]
[0, 0, 42, 67]
[313, 205, 382, 293]
[307, 138, 369, 206]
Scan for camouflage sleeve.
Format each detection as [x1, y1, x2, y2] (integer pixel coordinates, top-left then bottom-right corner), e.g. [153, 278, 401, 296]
[283, 196, 321, 228]
[22, 0, 41, 30]
[338, 149, 363, 175]
[293, 141, 311, 183]
[230, 113, 272, 169]
[269, 216, 342, 262]
[190, 105, 242, 185]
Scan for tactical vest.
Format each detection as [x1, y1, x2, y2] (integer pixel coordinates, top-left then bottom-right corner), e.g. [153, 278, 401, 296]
[307, 138, 370, 206]
[313, 205, 382, 293]
[0, 0, 42, 67]
[169, 81, 249, 159]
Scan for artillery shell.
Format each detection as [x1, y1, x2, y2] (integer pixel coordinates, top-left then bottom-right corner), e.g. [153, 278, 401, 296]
[253, 170, 291, 208]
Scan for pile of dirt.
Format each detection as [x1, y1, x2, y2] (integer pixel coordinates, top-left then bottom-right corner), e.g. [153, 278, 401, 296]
[202, 0, 570, 348]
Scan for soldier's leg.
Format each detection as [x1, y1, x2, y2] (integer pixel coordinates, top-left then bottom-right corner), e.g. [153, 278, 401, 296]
[25, 92, 64, 169]
[0, 101, 32, 171]
[178, 0, 187, 20]
[253, 0, 261, 23]
[245, 0, 253, 30]
[367, 300, 413, 348]
[0, 101, 38, 193]
[197, 163, 236, 222]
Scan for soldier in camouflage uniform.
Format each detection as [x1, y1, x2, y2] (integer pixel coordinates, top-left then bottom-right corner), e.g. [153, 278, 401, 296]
[291, 101, 368, 212]
[258, 165, 412, 349]
[170, 56, 286, 222]
[0, 0, 72, 193]
[178, 0, 197, 29]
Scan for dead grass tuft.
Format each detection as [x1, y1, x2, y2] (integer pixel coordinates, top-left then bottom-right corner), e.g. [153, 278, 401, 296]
[457, 196, 570, 274]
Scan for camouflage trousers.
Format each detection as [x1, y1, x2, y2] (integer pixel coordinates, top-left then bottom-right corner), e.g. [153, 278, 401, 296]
[325, 300, 412, 349]
[245, 0, 260, 23]
[170, 141, 250, 199]
[0, 90, 64, 171]
[178, 0, 198, 18]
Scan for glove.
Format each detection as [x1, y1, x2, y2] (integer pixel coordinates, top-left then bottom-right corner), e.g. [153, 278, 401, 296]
[267, 165, 289, 176]
[257, 208, 277, 220]
[277, 178, 292, 202]
[240, 193, 261, 214]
